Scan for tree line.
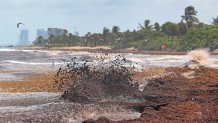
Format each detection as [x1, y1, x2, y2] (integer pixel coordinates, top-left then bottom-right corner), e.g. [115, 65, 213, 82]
[33, 6, 218, 51]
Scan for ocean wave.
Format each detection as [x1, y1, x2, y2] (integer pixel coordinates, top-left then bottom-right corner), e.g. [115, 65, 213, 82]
[0, 49, 17, 52]
[0, 60, 63, 65]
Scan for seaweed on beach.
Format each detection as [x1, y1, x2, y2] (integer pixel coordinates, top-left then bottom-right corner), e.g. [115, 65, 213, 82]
[54, 55, 143, 103]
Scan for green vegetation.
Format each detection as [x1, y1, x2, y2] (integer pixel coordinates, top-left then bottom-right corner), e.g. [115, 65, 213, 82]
[33, 6, 218, 51]
[180, 25, 218, 51]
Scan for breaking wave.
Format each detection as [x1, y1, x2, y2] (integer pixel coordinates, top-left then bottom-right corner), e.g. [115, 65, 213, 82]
[0, 60, 63, 65]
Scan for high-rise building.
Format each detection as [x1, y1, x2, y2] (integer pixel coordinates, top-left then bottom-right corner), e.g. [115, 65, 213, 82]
[37, 29, 48, 39]
[47, 28, 65, 37]
[74, 31, 79, 36]
[19, 29, 29, 45]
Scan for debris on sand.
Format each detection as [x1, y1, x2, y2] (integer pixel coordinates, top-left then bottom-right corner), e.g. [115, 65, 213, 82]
[54, 55, 145, 103]
[181, 71, 195, 79]
[89, 66, 218, 122]
[52, 53, 217, 122]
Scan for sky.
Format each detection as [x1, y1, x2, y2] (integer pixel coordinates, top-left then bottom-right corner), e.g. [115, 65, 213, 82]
[0, 0, 218, 45]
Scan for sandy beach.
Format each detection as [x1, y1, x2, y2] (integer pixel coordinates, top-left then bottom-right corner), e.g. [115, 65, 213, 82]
[0, 48, 217, 122]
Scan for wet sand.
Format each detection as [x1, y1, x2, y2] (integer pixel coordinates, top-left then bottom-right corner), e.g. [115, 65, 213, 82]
[0, 68, 147, 122]
[1, 66, 217, 122]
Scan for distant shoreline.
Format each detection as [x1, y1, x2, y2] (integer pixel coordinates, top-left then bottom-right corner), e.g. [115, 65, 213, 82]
[15, 46, 218, 55]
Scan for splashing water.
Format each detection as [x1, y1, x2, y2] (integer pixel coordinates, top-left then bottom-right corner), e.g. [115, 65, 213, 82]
[187, 49, 213, 66]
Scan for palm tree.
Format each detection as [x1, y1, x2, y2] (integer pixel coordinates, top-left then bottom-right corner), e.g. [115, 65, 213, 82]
[162, 22, 179, 46]
[63, 29, 68, 36]
[112, 26, 120, 33]
[154, 22, 160, 31]
[144, 20, 152, 29]
[212, 16, 218, 25]
[103, 27, 110, 43]
[181, 6, 199, 28]
[138, 19, 152, 30]
[103, 27, 110, 35]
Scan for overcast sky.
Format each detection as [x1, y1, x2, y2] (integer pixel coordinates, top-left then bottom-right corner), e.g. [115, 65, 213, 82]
[0, 0, 218, 45]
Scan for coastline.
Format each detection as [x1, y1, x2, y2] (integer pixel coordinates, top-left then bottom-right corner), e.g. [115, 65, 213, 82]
[0, 48, 217, 122]
[15, 46, 218, 55]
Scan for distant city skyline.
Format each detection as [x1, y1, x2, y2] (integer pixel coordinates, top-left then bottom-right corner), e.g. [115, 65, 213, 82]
[37, 29, 48, 39]
[0, 0, 218, 45]
[19, 29, 29, 45]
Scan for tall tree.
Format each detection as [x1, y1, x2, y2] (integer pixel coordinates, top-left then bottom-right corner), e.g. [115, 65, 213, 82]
[144, 20, 152, 29]
[212, 16, 218, 25]
[154, 22, 160, 31]
[177, 22, 187, 35]
[112, 26, 120, 33]
[90, 33, 101, 47]
[34, 36, 45, 46]
[103, 27, 110, 43]
[162, 22, 179, 45]
[103, 27, 110, 35]
[84, 32, 92, 46]
[63, 29, 68, 36]
[181, 6, 199, 28]
[48, 34, 55, 45]
[69, 33, 74, 38]
[139, 19, 152, 30]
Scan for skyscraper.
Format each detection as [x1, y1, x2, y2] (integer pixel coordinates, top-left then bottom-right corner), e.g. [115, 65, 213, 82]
[74, 31, 79, 36]
[47, 28, 65, 37]
[19, 29, 29, 45]
[37, 29, 48, 39]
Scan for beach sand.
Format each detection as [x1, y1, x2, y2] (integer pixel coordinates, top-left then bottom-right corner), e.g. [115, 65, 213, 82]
[0, 48, 217, 122]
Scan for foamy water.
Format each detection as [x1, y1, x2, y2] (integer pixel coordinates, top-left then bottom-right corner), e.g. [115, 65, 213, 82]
[1, 60, 64, 65]
[0, 48, 217, 83]
[0, 48, 218, 71]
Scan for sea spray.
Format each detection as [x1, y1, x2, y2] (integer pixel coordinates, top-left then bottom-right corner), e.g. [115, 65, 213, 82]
[186, 49, 213, 69]
[53, 55, 145, 103]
